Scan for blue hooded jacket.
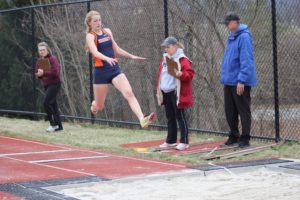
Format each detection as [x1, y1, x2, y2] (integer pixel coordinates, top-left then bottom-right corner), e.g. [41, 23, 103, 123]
[221, 24, 257, 86]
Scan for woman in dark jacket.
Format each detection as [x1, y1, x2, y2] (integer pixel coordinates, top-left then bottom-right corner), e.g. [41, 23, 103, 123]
[35, 42, 63, 132]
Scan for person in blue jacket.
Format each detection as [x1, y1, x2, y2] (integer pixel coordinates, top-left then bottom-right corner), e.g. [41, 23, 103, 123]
[220, 12, 257, 148]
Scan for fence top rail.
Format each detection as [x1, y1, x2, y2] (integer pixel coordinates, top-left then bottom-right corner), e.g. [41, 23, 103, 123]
[0, 0, 102, 14]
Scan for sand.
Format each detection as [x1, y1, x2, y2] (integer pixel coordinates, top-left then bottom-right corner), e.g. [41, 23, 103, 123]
[53, 168, 300, 200]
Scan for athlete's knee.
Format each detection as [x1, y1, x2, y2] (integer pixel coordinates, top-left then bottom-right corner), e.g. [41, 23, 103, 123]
[123, 90, 135, 100]
[92, 101, 104, 111]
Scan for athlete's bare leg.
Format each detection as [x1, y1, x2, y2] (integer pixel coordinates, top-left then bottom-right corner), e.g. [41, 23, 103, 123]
[91, 84, 109, 114]
[112, 73, 144, 120]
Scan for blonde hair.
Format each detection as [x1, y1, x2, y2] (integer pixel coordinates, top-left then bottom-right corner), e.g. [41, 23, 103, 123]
[176, 42, 185, 49]
[37, 42, 52, 55]
[85, 10, 101, 52]
[85, 10, 101, 34]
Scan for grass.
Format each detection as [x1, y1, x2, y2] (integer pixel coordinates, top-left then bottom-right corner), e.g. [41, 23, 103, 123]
[0, 116, 299, 165]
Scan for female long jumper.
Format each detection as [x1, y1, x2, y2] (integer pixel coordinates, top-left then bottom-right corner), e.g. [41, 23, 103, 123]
[85, 10, 155, 128]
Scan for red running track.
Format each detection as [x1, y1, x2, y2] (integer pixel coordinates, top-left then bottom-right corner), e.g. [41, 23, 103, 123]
[0, 135, 187, 184]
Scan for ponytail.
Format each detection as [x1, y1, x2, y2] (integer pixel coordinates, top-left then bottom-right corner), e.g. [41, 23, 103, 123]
[84, 10, 101, 53]
[177, 42, 185, 49]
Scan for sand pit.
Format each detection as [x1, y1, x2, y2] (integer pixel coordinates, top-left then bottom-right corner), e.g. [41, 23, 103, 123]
[48, 167, 300, 200]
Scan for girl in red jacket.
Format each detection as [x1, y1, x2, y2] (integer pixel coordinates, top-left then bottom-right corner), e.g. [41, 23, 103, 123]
[156, 37, 195, 150]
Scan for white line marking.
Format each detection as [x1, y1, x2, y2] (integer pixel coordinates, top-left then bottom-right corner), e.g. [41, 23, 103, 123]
[75, 148, 186, 168]
[0, 135, 71, 150]
[0, 135, 186, 168]
[30, 155, 109, 163]
[4, 156, 96, 176]
[208, 162, 236, 176]
[0, 149, 73, 157]
[115, 155, 186, 168]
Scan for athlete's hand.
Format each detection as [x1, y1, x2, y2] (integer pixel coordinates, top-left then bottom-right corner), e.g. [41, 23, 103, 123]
[106, 57, 118, 66]
[237, 82, 245, 96]
[131, 55, 146, 60]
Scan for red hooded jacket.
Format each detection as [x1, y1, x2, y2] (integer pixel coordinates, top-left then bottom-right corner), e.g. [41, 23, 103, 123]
[156, 56, 194, 109]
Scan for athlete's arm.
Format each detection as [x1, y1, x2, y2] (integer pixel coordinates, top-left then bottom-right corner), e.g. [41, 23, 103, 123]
[86, 33, 117, 66]
[104, 28, 146, 60]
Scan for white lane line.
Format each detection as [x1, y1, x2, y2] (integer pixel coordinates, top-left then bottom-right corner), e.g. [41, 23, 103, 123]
[0, 136, 186, 168]
[4, 156, 96, 176]
[72, 148, 187, 168]
[0, 149, 73, 157]
[0, 135, 71, 150]
[113, 155, 186, 168]
[30, 155, 109, 164]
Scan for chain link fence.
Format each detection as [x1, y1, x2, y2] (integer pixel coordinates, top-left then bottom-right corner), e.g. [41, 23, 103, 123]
[0, 0, 299, 141]
[167, 0, 277, 139]
[275, 0, 300, 140]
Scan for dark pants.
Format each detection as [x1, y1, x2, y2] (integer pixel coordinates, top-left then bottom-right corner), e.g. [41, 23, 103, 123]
[224, 85, 251, 142]
[163, 91, 189, 144]
[44, 82, 62, 129]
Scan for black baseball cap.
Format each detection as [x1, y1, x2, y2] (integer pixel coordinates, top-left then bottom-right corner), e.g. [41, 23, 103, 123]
[220, 12, 240, 24]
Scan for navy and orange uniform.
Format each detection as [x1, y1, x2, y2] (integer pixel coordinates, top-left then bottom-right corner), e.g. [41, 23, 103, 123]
[91, 31, 122, 84]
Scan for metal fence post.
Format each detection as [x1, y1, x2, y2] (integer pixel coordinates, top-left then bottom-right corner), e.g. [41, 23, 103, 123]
[31, 8, 37, 117]
[87, 1, 95, 124]
[164, 0, 168, 38]
[271, 0, 280, 142]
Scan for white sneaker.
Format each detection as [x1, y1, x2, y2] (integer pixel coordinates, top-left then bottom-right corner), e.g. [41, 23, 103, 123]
[46, 125, 59, 132]
[176, 143, 190, 151]
[159, 142, 177, 148]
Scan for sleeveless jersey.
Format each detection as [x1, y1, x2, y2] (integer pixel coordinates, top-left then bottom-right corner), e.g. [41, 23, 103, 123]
[91, 32, 116, 67]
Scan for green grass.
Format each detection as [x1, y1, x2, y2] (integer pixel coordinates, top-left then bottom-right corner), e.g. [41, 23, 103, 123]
[0, 116, 299, 164]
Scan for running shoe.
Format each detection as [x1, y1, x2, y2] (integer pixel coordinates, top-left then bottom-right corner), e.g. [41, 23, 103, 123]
[140, 112, 156, 128]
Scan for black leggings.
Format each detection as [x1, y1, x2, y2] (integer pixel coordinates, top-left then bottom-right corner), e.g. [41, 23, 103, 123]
[44, 82, 62, 128]
[163, 91, 189, 144]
